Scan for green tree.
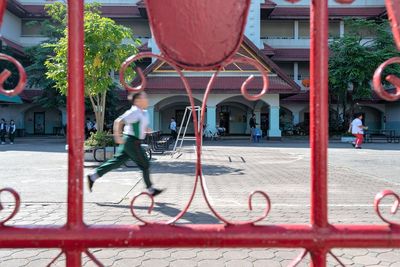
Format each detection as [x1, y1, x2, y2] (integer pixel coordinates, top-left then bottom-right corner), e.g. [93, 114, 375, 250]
[44, 2, 139, 132]
[329, 19, 400, 128]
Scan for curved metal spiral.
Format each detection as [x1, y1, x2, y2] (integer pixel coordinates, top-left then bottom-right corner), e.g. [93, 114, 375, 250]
[198, 56, 271, 225]
[0, 188, 21, 226]
[121, 52, 199, 224]
[373, 57, 400, 101]
[374, 189, 400, 226]
[0, 54, 27, 96]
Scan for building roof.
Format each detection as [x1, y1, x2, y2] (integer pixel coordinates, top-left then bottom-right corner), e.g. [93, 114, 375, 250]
[271, 49, 310, 62]
[19, 89, 42, 102]
[6, 0, 28, 17]
[1, 37, 25, 56]
[269, 7, 387, 19]
[20, 4, 142, 18]
[130, 36, 300, 94]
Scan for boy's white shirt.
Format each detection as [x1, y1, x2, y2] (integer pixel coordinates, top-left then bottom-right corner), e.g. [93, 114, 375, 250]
[351, 118, 363, 134]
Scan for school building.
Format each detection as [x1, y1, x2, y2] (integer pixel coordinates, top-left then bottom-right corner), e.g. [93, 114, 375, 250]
[0, 0, 398, 137]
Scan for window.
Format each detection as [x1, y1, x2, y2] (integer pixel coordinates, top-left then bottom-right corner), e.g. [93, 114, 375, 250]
[329, 21, 341, 38]
[113, 19, 151, 38]
[261, 20, 294, 39]
[298, 20, 310, 39]
[21, 20, 44, 37]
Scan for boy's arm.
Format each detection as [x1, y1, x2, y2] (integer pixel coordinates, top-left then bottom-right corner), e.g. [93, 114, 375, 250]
[113, 118, 125, 144]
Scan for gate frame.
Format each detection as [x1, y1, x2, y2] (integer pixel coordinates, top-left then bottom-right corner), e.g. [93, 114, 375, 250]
[1, 0, 400, 266]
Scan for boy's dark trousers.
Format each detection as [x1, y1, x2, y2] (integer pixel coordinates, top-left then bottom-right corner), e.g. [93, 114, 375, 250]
[0, 130, 5, 143]
[9, 132, 15, 142]
[95, 135, 152, 188]
[171, 130, 177, 140]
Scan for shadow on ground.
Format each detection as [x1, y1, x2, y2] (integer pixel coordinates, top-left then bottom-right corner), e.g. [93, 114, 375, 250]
[96, 202, 220, 224]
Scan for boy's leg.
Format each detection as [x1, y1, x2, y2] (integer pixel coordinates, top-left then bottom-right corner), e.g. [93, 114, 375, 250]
[10, 133, 14, 143]
[126, 140, 152, 188]
[95, 145, 129, 178]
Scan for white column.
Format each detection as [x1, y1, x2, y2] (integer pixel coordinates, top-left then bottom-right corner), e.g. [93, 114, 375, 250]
[294, 20, 299, 40]
[245, 0, 261, 48]
[60, 108, 67, 126]
[154, 110, 160, 131]
[294, 62, 299, 82]
[147, 106, 155, 130]
[246, 110, 252, 134]
[206, 106, 217, 133]
[255, 110, 261, 128]
[269, 106, 282, 138]
[293, 112, 300, 125]
[340, 20, 345, 38]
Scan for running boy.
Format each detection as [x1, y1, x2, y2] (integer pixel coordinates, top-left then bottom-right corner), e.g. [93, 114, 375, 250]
[87, 92, 163, 196]
[350, 113, 367, 149]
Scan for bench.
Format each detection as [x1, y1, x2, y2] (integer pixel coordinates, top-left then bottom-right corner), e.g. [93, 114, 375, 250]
[146, 131, 173, 154]
[365, 130, 396, 143]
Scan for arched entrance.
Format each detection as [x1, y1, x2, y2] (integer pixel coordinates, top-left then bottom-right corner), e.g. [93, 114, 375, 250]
[155, 96, 202, 134]
[216, 96, 258, 135]
[353, 105, 384, 131]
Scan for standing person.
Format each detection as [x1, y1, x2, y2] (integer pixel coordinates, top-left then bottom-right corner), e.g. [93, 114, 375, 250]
[249, 113, 257, 141]
[170, 117, 177, 140]
[85, 118, 92, 139]
[0, 119, 7, 145]
[8, 120, 16, 144]
[350, 113, 367, 149]
[86, 92, 163, 196]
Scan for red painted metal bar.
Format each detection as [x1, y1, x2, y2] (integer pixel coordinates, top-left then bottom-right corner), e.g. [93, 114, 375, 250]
[65, 249, 82, 267]
[66, 0, 85, 230]
[1, 225, 400, 248]
[310, 0, 329, 228]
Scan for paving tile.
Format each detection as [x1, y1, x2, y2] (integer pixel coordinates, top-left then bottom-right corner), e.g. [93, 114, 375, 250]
[170, 259, 198, 267]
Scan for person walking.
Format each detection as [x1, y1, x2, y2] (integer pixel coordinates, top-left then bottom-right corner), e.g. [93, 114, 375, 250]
[170, 117, 177, 140]
[249, 113, 257, 141]
[350, 113, 367, 149]
[86, 92, 163, 196]
[8, 120, 16, 144]
[0, 119, 7, 145]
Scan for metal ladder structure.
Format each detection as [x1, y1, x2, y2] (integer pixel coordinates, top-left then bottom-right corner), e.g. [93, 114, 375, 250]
[172, 106, 201, 153]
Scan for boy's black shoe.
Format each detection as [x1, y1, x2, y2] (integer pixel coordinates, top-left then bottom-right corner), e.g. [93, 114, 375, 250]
[87, 175, 94, 192]
[149, 188, 164, 197]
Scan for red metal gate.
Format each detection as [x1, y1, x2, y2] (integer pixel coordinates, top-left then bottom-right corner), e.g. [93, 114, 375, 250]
[1, 0, 400, 266]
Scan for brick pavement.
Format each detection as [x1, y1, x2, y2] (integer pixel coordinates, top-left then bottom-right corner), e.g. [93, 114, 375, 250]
[0, 138, 400, 266]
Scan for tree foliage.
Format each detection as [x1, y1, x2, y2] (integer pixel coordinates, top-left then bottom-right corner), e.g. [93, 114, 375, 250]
[39, 2, 139, 131]
[329, 19, 400, 127]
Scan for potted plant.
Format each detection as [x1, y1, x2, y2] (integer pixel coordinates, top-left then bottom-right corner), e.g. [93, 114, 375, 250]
[145, 0, 251, 70]
[84, 131, 115, 161]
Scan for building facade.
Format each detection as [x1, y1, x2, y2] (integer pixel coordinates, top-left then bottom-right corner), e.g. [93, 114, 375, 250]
[0, 0, 398, 137]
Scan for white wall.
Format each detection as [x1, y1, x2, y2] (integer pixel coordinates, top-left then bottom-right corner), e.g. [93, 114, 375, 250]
[0, 104, 27, 129]
[385, 103, 400, 131]
[245, 0, 261, 48]
[1, 11, 22, 43]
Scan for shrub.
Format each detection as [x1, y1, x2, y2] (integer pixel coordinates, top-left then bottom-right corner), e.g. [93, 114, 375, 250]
[84, 131, 114, 148]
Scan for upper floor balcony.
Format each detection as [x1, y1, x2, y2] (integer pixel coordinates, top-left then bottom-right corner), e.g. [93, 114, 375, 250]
[268, 0, 384, 7]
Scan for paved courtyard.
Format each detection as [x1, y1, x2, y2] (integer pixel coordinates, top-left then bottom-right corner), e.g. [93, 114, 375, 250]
[1, 137, 400, 266]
